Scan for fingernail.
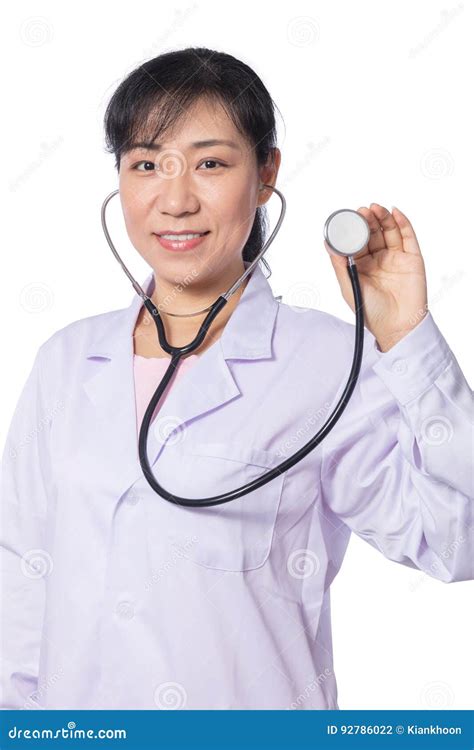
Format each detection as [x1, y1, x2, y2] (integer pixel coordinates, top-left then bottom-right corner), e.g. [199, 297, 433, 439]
[391, 205, 399, 212]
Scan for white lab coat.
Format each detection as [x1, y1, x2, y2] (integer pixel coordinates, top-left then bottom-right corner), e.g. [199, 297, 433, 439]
[1, 261, 472, 709]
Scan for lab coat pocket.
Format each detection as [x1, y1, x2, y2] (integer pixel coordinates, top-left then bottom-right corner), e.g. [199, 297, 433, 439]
[164, 441, 286, 572]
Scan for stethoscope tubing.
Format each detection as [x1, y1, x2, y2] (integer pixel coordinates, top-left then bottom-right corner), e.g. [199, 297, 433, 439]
[137, 261, 364, 507]
[101, 186, 365, 507]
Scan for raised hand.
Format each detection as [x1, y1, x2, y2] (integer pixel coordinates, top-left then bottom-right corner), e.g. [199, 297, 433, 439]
[325, 203, 428, 352]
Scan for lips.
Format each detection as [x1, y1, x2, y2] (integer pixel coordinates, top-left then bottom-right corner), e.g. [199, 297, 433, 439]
[155, 232, 210, 252]
[157, 230, 210, 237]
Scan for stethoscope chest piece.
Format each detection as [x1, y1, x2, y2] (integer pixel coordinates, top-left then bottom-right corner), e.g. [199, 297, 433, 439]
[323, 208, 370, 258]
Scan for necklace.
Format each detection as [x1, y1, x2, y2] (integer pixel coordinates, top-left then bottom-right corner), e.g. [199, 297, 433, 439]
[139, 278, 248, 329]
[160, 303, 213, 318]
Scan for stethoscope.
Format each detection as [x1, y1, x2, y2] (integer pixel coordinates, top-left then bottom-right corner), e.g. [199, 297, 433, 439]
[101, 186, 370, 507]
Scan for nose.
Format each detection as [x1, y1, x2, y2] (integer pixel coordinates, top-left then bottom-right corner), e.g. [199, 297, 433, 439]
[154, 169, 200, 216]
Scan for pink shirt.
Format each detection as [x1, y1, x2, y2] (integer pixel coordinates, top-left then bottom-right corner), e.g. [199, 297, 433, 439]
[133, 354, 200, 438]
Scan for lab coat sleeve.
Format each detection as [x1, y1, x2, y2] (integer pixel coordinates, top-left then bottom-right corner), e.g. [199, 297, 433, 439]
[0, 343, 52, 708]
[320, 311, 473, 583]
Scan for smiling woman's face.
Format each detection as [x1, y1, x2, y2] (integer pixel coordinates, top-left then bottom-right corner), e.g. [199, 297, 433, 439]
[118, 97, 280, 289]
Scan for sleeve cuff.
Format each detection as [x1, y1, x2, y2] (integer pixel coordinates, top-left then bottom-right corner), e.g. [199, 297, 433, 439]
[371, 311, 453, 405]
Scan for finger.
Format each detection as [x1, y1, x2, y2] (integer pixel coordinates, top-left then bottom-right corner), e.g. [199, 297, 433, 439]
[391, 206, 422, 255]
[356, 207, 385, 255]
[324, 241, 353, 284]
[370, 203, 403, 251]
[324, 240, 347, 268]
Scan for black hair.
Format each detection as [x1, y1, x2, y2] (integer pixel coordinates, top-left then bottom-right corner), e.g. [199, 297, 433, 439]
[103, 46, 282, 275]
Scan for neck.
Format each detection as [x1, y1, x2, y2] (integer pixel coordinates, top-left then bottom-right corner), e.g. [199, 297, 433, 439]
[137, 260, 251, 350]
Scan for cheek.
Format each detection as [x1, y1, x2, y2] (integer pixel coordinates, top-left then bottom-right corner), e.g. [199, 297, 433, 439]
[214, 187, 255, 236]
[117, 194, 153, 259]
[119, 188, 146, 235]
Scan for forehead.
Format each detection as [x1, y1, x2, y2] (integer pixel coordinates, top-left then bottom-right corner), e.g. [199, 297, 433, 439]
[127, 98, 248, 153]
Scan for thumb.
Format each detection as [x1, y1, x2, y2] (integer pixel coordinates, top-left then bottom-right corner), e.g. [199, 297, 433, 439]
[324, 241, 353, 304]
[324, 240, 348, 276]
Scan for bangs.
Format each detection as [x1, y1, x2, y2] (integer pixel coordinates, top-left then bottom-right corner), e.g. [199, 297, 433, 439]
[105, 77, 257, 172]
[104, 49, 278, 170]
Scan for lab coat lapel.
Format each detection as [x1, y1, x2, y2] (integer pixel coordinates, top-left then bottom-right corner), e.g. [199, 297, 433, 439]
[82, 262, 279, 502]
[82, 300, 144, 499]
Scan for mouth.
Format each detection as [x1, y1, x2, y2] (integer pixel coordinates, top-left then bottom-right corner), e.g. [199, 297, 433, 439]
[154, 231, 210, 252]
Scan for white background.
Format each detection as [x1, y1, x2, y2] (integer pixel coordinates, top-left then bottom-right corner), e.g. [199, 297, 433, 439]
[1, 0, 472, 710]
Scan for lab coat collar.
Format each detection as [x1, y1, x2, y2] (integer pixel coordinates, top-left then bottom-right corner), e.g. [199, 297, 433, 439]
[85, 260, 279, 362]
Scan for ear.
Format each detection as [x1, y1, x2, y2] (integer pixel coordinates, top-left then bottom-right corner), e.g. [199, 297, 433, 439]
[257, 148, 281, 206]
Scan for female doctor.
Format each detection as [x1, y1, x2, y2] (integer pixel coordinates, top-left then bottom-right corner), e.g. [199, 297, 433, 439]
[1, 47, 472, 711]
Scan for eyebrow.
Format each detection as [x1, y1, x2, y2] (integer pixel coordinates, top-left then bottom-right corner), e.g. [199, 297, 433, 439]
[124, 138, 241, 154]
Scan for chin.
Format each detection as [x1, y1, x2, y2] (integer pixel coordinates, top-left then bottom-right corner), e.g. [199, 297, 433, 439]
[152, 263, 202, 287]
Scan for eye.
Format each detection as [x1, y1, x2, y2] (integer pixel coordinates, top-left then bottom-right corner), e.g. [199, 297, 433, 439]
[198, 159, 225, 170]
[132, 159, 225, 172]
[133, 160, 155, 172]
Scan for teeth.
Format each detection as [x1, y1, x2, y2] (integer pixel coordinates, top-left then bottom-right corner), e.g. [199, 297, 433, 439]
[160, 233, 205, 241]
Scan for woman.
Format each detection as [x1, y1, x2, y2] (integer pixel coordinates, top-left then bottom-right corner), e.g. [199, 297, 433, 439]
[1, 47, 472, 710]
